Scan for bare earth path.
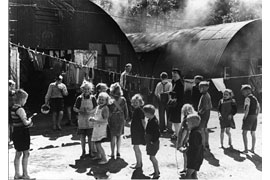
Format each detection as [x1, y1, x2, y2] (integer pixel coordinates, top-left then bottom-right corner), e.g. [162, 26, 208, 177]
[8, 111, 262, 180]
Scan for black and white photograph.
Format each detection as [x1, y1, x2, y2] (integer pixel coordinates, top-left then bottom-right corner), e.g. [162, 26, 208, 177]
[7, 0, 263, 179]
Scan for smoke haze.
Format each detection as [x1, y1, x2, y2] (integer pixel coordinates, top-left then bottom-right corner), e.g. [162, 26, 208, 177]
[91, 0, 262, 33]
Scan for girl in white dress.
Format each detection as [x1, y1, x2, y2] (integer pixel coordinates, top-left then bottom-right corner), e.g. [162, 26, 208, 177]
[90, 92, 110, 164]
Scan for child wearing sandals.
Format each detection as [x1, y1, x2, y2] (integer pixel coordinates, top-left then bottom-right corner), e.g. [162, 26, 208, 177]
[130, 94, 146, 169]
[89, 92, 110, 164]
[177, 104, 196, 174]
[73, 81, 97, 158]
[179, 110, 203, 179]
[217, 89, 237, 148]
[11, 89, 35, 180]
[143, 104, 160, 179]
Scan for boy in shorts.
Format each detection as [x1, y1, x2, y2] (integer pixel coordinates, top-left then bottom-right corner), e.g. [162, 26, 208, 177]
[241, 84, 260, 153]
[143, 104, 160, 179]
[198, 81, 212, 150]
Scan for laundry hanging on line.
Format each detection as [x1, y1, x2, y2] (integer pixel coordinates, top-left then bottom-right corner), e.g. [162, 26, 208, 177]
[211, 78, 227, 92]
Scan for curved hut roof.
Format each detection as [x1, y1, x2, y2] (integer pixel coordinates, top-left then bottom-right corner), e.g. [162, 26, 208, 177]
[9, 0, 138, 71]
[126, 19, 261, 77]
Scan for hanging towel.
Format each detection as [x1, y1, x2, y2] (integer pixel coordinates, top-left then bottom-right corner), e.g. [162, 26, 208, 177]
[49, 50, 54, 57]
[36, 53, 44, 70]
[212, 78, 226, 92]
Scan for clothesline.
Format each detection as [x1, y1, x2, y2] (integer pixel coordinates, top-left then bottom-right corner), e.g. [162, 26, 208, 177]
[9, 42, 262, 82]
[9, 42, 161, 80]
[224, 74, 262, 79]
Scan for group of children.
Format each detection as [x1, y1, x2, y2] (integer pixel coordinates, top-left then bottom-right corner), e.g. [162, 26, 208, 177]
[9, 75, 260, 179]
[72, 81, 161, 178]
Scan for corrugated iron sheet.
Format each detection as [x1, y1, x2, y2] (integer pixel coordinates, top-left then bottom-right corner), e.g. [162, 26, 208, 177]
[127, 20, 258, 53]
[126, 19, 260, 73]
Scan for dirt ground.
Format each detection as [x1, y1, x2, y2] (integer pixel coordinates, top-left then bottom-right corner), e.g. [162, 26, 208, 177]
[8, 110, 262, 180]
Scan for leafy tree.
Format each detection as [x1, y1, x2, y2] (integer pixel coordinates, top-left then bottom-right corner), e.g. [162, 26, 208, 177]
[207, 0, 261, 25]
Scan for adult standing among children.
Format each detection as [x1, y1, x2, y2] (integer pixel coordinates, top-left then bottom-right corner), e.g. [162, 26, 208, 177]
[120, 63, 132, 120]
[191, 75, 203, 111]
[168, 68, 184, 140]
[154, 72, 173, 133]
[240, 84, 260, 153]
[45, 75, 68, 130]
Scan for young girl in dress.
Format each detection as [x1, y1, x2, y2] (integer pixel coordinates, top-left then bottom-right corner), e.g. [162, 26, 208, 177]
[11, 89, 34, 179]
[177, 104, 196, 174]
[90, 92, 110, 164]
[130, 94, 146, 169]
[179, 111, 203, 179]
[73, 81, 97, 158]
[108, 82, 129, 159]
[217, 89, 237, 148]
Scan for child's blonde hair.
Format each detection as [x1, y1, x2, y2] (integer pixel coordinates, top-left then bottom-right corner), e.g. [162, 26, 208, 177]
[96, 83, 108, 92]
[110, 82, 123, 96]
[14, 89, 28, 104]
[182, 104, 195, 117]
[97, 92, 110, 105]
[131, 94, 144, 107]
[80, 80, 94, 92]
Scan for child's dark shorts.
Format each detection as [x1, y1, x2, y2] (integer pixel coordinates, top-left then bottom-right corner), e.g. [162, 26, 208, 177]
[242, 115, 257, 131]
[50, 98, 64, 112]
[146, 140, 160, 156]
[12, 127, 30, 151]
[77, 128, 93, 137]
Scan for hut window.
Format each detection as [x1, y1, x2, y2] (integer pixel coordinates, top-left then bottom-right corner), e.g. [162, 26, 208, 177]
[35, 8, 59, 24]
[89, 43, 102, 55]
[224, 67, 231, 79]
[105, 44, 120, 55]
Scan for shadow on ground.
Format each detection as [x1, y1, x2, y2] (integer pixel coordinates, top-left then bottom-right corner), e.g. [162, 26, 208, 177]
[69, 156, 128, 179]
[246, 153, 262, 171]
[204, 150, 220, 167]
[223, 147, 246, 162]
[29, 113, 80, 141]
[131, 168, 151, 179]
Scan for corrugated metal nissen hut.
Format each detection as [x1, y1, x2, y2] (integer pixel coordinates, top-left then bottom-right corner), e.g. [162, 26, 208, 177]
[9, 0, 138, 109]
[126, 19, 262, 108]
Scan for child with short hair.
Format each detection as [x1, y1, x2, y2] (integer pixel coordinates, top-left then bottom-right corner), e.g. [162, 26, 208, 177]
[73, 81, 97, 158]
[11, 89, 34, 179]
[181, 112, 203, 179]
[198, 81, 212, 150]
[130, 94, 146, 169]
[217, 89, 237, 148]
[143, 104, 160, 179]
[177, 104, 196, 174]
[241, 84, 260, 153]
[90, 92, 110, 164]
